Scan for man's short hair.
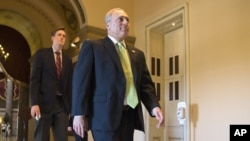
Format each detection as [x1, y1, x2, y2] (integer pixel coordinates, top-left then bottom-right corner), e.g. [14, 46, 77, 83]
[105, 8, 125, 23]
[51, 27, 65, 36]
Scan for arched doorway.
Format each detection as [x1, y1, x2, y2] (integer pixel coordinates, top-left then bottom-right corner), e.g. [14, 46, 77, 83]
[0, 1, 87, 140]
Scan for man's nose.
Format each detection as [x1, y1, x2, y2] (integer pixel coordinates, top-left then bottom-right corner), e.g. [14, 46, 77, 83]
[123, 19, 128, 24]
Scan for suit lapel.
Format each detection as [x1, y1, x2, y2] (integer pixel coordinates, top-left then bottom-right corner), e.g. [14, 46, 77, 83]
[103, 37, 138, 82]
[104, 37, 123, 71]
[48, 47, 58, 78]
[61, 52, 69, 79]
[126, 45, 138, 83]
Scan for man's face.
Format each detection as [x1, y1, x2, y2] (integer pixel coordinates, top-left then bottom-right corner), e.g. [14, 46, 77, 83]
[51, 30, 66, 48]
[106, 10, 129, 41]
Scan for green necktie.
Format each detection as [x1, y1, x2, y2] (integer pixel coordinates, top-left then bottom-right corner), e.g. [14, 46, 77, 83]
[116, 42, 138, 109]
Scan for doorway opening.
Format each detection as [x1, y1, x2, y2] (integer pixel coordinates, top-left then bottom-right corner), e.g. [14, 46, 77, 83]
[145, 4, 190, 141]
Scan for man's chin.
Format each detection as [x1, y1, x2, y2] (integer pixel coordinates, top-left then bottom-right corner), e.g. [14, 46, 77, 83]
[120, 32, 128, 37]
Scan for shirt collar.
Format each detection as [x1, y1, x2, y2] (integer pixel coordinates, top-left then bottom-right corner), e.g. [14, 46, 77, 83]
[52, 47, 62, 54]
[108, 35, 126, 48]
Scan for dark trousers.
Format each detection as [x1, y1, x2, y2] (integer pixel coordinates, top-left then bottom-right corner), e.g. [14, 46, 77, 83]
[91, 106, 135, 141]
[34, 97, 68, 141]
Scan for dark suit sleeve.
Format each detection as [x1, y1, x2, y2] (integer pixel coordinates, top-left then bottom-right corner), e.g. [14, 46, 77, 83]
[71, 40, 94, 116]
[137, 50, 160, 116]
[30, 49, 43, 106]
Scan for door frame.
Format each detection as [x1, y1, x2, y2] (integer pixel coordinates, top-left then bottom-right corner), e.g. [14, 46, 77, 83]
[144, 3, 190, 141]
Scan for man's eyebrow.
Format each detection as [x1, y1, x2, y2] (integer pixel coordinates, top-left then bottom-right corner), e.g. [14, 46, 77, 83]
[118, 16, 129, 22]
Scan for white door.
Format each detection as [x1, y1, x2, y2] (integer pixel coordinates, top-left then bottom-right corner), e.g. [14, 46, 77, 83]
[164, 27, 186, 141]
[145, 5, 189, 141]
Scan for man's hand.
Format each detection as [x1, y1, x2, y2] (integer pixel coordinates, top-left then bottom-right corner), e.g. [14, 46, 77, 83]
[152, 107, 164, 128]
[30, 105, 41, 120]
[73, 116, 88, 138]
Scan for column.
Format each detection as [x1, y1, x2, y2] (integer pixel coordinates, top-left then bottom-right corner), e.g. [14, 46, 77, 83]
[5, 78, 13, 135]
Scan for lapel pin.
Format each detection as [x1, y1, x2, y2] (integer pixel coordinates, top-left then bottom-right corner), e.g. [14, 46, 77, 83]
[131, 50, 136, 53]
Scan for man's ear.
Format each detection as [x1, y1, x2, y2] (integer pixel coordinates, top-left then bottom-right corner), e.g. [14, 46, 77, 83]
[106, 24, 110, 30]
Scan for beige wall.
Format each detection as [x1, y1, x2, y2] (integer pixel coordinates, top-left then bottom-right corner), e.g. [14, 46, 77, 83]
[189, 0, 250, 140]
[82, 0, 135, 36]
[133, 0, 250, 141]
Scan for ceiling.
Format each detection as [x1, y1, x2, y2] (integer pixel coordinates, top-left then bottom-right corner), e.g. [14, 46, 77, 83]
[0, 0, 86, 83]
[151, 14, 183, 34]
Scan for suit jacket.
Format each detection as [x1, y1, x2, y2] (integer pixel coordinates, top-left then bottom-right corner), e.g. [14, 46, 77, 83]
[30, 47, 73, 114]
[72, 37, 160, 131]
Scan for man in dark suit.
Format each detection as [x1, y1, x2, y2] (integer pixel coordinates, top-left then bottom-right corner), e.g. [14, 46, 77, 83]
[71, 8, 164, 141]
[30, 27, 73, 141]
